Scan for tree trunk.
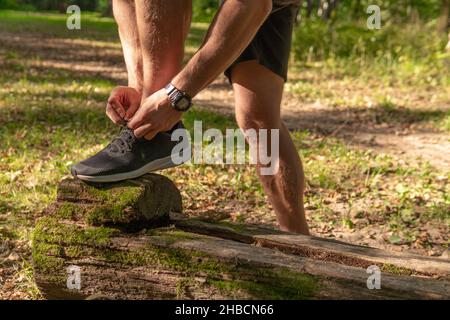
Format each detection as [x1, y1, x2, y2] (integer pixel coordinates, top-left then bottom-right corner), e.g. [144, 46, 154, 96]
[32, 176, 450, 300]
[352, 0, 361, 19]
[102, 0, 113, 17]
[306, 0, 314, 18]
[322, 0, 339, 21]
[439, 0, 450, 33]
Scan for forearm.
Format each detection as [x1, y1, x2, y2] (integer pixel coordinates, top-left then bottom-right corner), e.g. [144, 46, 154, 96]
[113, 0, 143, 92]
[172, 0, 272, 97]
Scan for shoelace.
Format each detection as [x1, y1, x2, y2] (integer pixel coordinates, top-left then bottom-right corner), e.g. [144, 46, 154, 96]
[108, 127, 136, 155]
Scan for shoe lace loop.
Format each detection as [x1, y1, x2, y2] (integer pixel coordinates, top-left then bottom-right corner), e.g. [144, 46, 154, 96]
[108, 128, 136, 155]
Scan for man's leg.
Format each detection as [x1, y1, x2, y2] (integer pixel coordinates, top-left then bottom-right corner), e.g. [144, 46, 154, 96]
[231, 61, 310, 235]
[113, 0, 143, 91]
[72, 0, 191, 182]
[109, 0, 190, 123]
[135, 0, 192, 99]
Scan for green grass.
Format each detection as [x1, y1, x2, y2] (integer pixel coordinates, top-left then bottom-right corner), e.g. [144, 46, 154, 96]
[0, 10, 208, 48]
[289, 17, 449, 133]
[292, 18, 449, 86]
[0, 10, 449, 299]
[296, 133, 449, 230]
[0, 10, 119, 40]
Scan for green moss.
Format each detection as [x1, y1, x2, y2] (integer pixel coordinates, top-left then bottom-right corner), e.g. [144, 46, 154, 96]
[106, 241, 318, 299]
[98, 243, 227, 275]
[32, 222, 319, 299]
[154, 247, 230, 274]
[381, 263, 414, 276]
[34, 216, 116, 246]
[57, 202, 91, 220]
[57, 183, 144, 226]
[97, 242, 319, 299]
[32, 216, 118, 273]
[208, 268, 318, 300]
[86, 203, 133, 226]
[31, 242, 65, 273]
[213, 221, 247, 233]
[147, 229, 201, 244]
[84, 183, 143, 205]
[175, 278, 195, 299]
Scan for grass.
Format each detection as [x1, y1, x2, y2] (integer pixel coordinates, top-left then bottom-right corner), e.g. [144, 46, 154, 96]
[0, 10, 119, 40]
[0, 10, 449, 299]
[289, 17, 449, 132]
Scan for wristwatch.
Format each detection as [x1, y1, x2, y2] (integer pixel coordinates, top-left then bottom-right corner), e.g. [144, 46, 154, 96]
[165, 83, 193, 112]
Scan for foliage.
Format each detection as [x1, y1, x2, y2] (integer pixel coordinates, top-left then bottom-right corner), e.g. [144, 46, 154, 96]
[0, 0, 20, 9]
[291, 1, 449, 90]
[193, 0, 217, 23]
[292, 18, 448, 65]
[298, 0, 445, 22]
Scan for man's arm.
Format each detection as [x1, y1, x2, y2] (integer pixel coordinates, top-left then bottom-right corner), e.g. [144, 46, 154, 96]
[129, 0, 273, 139]
[172, 0, 272, 97]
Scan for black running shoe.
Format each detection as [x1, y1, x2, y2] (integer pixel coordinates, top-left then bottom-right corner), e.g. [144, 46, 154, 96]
[71, 122, 187, 183]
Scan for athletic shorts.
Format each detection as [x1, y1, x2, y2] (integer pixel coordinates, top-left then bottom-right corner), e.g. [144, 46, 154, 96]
[224, 4, 299, 82]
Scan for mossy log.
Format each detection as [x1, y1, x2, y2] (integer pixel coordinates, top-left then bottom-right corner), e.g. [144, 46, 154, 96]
[32, 174, 450, 300]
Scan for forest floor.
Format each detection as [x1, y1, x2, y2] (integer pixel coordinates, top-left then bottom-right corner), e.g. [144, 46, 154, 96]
[0, 11, 449, 299]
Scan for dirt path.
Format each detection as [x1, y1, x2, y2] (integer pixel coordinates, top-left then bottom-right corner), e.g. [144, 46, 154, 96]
[3, 31, 448, 170]
[197, 76, 450, 170]
[1, 29, 449, 300]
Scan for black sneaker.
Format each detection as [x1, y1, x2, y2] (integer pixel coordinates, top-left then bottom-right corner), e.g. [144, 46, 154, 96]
[71, 122, 187, 183]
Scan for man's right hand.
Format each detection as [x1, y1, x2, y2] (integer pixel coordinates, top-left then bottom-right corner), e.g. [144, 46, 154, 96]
[106, 86, 142, 125]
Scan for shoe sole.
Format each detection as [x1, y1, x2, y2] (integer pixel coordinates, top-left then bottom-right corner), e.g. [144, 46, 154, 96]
[74, 155, 179, 183]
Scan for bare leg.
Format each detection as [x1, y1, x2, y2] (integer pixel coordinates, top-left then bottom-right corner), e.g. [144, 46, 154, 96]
[134, 0, 192, 98]
[232, 61, 310, 235]
[113, 0, 143, 91]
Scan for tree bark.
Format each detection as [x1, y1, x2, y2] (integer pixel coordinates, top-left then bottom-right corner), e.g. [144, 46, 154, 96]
[352, 0, 361, 19]
[102, 0, 113, 17]
[439, 0, 450, 33]
[306, 0, 314, 18]
[322, 0, 339, 21]
[32, 176, 450, 300]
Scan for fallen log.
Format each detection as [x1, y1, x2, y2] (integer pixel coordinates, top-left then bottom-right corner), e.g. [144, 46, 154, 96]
[32, 174, 450, 300]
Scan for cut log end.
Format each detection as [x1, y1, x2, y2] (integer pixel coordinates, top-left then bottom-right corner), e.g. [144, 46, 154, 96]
[48, 174, 182, 232]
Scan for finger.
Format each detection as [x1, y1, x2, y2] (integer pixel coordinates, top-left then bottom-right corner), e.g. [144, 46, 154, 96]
[144, 130, 158, 141]
[125, 100, 141, 121]
[128, 109, 144, 129]
[108, 97, 126, 119]
[106, 104, 125, 125]
[124, 107, 138, 121]
[133, 123, 155, 139]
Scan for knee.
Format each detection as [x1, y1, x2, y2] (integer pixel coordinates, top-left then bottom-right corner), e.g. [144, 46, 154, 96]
[236, 112, 280, 133]
[236, 113, 261, 132]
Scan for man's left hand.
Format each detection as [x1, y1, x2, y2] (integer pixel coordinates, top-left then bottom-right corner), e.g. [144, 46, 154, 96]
[128, 88, 182, 140]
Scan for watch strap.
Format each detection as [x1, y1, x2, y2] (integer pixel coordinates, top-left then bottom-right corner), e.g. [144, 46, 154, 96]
[165, 83, 192, 112]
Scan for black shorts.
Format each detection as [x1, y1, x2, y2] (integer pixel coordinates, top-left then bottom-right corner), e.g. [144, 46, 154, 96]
[225, 4, 299, 82]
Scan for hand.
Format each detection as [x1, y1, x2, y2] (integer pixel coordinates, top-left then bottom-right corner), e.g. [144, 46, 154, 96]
[128, 88, 182, 140]
[106, 86, 142, 125]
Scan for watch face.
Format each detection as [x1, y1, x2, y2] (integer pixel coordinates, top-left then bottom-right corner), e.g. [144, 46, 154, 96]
[177, 97, 191, 111]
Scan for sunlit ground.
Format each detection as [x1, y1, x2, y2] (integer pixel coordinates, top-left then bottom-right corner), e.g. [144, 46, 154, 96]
[0, 11, 448, 299]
